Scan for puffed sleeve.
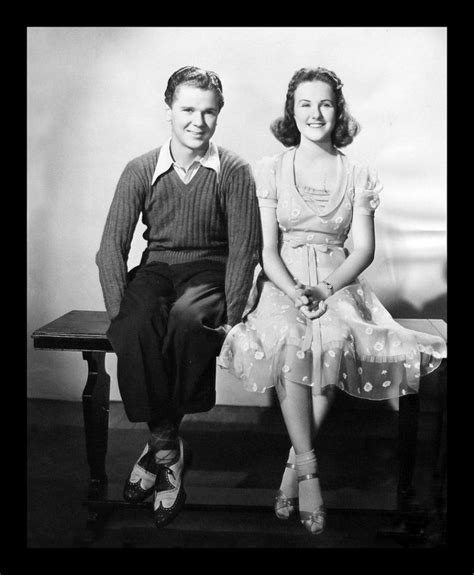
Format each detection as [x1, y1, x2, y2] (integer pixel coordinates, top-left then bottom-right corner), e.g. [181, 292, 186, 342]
[353, 164, 383, 216]
[253, 155, 279, 208]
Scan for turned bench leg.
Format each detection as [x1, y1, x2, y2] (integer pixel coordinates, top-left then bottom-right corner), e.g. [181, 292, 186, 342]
[77, 351, 112, 544]
[397, 392, 420, 511]
[82, 351, 110, 498]
[377, 365, 447, 546]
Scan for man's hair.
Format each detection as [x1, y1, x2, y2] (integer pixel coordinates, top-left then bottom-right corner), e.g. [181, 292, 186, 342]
[164, 66, 224, 111]
[270, 67, 360, 148]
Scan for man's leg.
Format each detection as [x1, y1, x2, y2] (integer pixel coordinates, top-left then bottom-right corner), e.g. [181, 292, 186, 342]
[106, 262, 175, 423]
[106, 263, 186, 506]
[150, 263, 227, 526]
[163, 263, 227, 416]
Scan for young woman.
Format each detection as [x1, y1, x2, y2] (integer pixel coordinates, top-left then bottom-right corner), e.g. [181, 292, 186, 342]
[218, 67, 446, 535]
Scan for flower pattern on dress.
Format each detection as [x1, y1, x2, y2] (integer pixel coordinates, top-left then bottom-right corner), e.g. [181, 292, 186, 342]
[218, 151, 446, 401]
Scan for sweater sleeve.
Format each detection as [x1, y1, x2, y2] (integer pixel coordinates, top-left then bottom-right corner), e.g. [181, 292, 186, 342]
[96, 161, 146, 320]
[224, 163, 262, 326]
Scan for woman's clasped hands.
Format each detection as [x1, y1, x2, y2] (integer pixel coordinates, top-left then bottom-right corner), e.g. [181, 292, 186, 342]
[293, 280, 328, 320]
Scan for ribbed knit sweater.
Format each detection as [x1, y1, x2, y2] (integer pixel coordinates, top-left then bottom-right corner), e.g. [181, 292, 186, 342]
[96, 145, 261, 326]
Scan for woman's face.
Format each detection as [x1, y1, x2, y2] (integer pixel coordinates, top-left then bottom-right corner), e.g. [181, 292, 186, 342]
[293, 80, 337, 145]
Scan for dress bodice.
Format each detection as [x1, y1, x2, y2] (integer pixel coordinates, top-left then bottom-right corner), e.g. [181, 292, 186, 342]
[255, 147, 382, 250]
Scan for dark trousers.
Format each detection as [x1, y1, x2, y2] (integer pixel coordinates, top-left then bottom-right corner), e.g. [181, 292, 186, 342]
[107, 260, 227, 423]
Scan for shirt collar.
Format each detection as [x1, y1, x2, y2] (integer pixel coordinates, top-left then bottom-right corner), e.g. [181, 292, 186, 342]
[152, 137, 220, 184]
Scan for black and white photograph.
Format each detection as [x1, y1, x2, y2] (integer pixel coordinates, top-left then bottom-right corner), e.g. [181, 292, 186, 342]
[27, 26, 447, 549]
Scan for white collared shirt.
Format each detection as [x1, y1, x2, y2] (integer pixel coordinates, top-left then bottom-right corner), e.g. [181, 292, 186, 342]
[152, 137, 220, 185]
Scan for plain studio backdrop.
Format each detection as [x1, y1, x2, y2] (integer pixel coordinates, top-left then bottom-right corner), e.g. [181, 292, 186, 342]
[27, 27, 447, 404]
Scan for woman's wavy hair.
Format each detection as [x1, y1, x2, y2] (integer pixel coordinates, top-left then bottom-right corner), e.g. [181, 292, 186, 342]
[164, 66, 224, 111]
[271, 67, 360, 148]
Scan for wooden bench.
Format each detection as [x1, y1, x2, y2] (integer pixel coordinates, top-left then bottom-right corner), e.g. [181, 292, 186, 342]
[31, 310, 447, 543]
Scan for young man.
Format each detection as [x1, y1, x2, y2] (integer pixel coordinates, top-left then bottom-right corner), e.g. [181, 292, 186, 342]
[96, 66, 261, 528]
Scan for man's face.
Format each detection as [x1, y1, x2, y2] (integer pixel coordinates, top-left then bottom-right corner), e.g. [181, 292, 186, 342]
[166, 85, 220, 155]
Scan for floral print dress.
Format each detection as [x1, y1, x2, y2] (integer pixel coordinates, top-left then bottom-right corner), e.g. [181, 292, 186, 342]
[217, 147, 447, 400]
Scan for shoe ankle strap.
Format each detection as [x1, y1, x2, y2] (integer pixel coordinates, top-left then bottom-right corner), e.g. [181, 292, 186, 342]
[286, 462, 297, 470]
[297, 472, 319, 483]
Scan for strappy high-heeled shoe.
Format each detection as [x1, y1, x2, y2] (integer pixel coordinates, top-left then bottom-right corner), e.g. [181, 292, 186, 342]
[274, 460, 298, 520]
[298, 470, 326, 535]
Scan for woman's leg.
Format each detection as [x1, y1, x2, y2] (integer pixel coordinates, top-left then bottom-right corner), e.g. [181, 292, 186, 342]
[311, 386, 336, 437]
[276, 380, 323, 513]
[276, 379, 314, 453]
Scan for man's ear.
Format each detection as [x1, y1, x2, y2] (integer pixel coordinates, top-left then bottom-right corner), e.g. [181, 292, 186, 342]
[165, 105, 172, 122]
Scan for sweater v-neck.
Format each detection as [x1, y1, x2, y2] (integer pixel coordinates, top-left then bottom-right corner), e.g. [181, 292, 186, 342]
[168, 164, 210, 194]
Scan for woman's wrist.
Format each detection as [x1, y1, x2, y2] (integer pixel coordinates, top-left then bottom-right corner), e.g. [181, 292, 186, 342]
[319, 280, 334, 300]
[287, 285, 300, 302]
